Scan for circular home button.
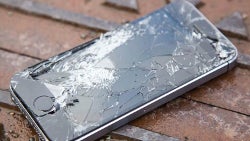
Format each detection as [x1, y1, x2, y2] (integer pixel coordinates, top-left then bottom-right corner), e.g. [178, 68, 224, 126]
[33, 95, 54, 112]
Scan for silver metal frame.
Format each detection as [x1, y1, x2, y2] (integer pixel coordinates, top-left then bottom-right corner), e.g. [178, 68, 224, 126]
[10, 88, 48, 140]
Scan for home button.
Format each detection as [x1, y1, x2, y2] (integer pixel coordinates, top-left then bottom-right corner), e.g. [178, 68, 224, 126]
[33, 95, 54, 112]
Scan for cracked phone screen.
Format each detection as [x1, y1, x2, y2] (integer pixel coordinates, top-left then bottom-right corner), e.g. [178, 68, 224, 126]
[11, 0, 237, 140]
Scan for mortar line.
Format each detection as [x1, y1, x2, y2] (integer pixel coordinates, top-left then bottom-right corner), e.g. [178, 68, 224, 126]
[0, 47, 42, 61]
[181, 96, 250, 117]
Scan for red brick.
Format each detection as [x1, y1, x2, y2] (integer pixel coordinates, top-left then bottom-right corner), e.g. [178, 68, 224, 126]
[132, 98, 250, 141]
[0, 50, 39, 89]
[0, 107, 37, 140]
[230, 38, 250, 55]
[185, 67, 250, 115]
[200, 0, 250, 25]
[0, 7, 96, 59]
[35, 0, 166, 23]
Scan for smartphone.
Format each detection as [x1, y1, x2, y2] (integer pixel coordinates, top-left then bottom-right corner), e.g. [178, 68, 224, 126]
[10, 0, 237, 140]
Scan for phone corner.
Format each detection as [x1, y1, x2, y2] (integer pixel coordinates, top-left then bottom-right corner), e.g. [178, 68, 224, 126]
[227, 46, 238, 71]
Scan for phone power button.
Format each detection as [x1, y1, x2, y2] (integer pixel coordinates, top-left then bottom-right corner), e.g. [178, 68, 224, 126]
[33, 95, 54, 112]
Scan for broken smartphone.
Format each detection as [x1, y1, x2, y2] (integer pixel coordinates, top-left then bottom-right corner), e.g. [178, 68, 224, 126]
[10, 0, 237, 141]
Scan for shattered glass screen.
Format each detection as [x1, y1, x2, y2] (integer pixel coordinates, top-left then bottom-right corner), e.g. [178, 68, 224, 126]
[12, 0, 236, 140]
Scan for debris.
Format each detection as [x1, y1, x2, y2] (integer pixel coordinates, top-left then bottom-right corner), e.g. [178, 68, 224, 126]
[8, 130, 19, 138]
[80, 33, 87, 40]
[88, 31, 98, 38]
[216, 11, 249, 40]
[242, 13, 248, 20]
[7, 11, 13, 16]
[8, 112, 15, 116]
[105, 0, 139, 12]
[29, 137, 36, 141]
[237, 53, 250, 69]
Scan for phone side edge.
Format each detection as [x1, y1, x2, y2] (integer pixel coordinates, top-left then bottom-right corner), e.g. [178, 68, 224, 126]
[9, 87, 49, 141]
[228, 48, 238, 70]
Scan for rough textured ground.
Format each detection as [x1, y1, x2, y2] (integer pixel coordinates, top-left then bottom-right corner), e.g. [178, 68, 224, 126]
[0, 0, 250, 140]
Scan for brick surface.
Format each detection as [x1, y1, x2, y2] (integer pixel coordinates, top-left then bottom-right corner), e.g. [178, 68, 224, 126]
[230, 38, 250, 55]
[0, 50, 39, 89]
[200, 0, 250, 26]
[35, 0, 166, 23]
[216, 11, 249, 40]
[105, 0, 139, 12]
[237, 53, 250, 69]
[131, 98, 250, 141]
[184, 67, 250, 115]
[112, 125, 179, 141]
[0, 7, 97, 59]
[0, 0, 119, 31]
[0, 90, 15, 108]
[0, 107, 37, 141]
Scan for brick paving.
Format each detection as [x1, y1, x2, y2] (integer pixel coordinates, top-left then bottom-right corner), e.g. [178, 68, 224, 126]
[184, 67, 250, 116]
[0, 7, 94, 59]
[132, 98, 250, 141]
[0, 107, 38, 141]
[0, 0, 250, 140]
[0, 50, 39, 90]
